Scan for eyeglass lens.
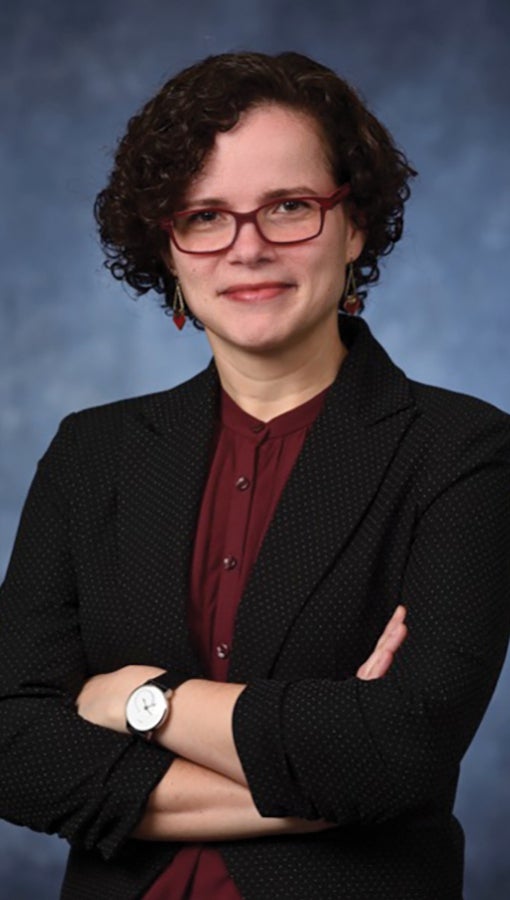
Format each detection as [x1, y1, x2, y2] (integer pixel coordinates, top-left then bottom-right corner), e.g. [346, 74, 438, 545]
[173, 198, 323, 252]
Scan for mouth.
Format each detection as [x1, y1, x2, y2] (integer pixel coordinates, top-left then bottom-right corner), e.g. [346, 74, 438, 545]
[219, 281, 296, 302]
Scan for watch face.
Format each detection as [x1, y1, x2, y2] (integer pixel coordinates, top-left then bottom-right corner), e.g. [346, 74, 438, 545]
[126, 685, 168, 733]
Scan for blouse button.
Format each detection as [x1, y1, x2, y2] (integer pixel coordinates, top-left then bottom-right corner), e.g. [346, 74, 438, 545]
[251, 423, 265, 433]
[235, 475, 250, 491]
[223, 555, 237, 570]
[216, 643, 230, 659]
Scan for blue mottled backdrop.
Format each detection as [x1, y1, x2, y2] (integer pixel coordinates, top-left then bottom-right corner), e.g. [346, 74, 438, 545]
[1, 0, 509, 897]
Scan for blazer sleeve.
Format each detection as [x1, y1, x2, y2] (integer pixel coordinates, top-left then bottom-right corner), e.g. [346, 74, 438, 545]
[0, 416, 176, 860]
[232, 416, 510, 824]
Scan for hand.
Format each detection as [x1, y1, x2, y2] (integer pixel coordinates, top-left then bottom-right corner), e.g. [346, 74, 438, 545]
[76, 664, 165, 732]
[356, 605, 407, 681]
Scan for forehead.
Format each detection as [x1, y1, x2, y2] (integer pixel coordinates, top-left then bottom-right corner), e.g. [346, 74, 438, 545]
[186, 104, 334, 202]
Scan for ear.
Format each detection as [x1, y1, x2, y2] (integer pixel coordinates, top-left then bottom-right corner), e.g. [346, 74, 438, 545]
[345, 218, 365, 262]
[161, 247, 177, 277]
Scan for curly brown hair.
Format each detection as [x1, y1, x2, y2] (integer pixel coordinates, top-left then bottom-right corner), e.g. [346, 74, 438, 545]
[94, 51, 416, 324]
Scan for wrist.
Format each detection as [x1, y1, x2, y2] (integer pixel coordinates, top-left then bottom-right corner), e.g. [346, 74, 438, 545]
[125, 671, 191, 740]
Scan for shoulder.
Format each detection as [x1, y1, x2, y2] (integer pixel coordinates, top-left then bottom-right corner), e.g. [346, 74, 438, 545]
[409, 378, 510, 452]
[72, 363, 215, 433]
[38, 364, 217, 480]
[351, 314, 510, 499]
[344, 316, 510, 464]
[403, 380, 510, 507]
[410, 378, 509, 425]
[61, 363, 215, 438]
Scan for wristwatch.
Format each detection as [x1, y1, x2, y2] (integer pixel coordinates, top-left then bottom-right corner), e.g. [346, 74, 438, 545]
[125, 671, 190, 740]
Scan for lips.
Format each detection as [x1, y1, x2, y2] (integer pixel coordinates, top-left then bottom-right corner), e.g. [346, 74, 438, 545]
[219, 281, 295, 302]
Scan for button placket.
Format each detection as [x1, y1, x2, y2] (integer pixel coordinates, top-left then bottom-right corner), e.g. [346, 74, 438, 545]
[212, 434, 257, 674]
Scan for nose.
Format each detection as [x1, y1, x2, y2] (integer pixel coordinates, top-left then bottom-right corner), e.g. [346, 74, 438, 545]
[226, 218, 275, 264]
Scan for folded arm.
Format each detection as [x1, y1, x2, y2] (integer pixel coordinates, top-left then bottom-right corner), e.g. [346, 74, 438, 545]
[77, 605, 407, 789]
[78, 455, 510, 828]
[133, 757, 334, 842]
[77, 609, 407, 841]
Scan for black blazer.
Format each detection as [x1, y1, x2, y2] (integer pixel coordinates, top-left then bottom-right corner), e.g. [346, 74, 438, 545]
[1, 318, 510, 900]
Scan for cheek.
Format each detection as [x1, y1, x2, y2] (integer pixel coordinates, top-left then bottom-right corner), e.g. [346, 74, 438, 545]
[177, 263, 218, 311]
[307, 243, 345, 286]
[309, 249, 347, 304]
[175, 261, 206, 289]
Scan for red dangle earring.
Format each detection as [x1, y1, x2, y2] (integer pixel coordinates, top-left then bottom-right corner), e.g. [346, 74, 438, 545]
[342, 261, 362, 315]
[172, 281, 187, 330]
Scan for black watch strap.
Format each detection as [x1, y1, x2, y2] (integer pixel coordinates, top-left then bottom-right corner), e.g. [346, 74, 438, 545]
[146, 671, 192, 694]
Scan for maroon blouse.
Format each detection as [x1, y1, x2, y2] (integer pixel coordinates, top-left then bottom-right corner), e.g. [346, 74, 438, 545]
[144, 386, 327, 899]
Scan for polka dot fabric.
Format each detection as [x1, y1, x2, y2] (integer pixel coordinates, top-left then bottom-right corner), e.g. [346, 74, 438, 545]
[1, 318, 509, 899]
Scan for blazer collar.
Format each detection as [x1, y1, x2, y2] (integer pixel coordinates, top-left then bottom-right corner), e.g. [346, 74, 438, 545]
[117, 317, 417, 678]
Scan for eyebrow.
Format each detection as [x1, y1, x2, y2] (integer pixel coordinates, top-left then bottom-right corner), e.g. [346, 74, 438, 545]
[182, 186, 322, 208]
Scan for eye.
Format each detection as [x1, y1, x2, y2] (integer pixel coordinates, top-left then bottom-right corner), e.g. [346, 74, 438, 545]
[268, 198, 316, 218]
[278, 199, 311, 212]
[186, 209, 219, 224]
[176, 209, 229, 232]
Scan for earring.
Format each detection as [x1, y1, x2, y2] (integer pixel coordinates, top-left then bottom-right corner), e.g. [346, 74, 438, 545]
[342, 261, 362, 315]
[172, 281, 186, 330]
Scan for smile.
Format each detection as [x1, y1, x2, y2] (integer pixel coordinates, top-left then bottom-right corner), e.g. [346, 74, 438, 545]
[219, 282, 296, 302]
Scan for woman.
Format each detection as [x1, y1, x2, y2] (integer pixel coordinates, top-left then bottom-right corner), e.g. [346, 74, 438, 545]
[1, 51, 509, 900]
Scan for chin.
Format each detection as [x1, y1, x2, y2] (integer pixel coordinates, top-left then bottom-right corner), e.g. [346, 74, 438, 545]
[237, 328, 308, 357]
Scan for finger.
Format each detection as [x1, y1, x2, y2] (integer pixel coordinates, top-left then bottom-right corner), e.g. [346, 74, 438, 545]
[371, 648, 394, 679]
[357, 623, 408, 680]
[357, 645, 386, 679]
[356, 607, 408, 680]
[373, 605, 406, 651]
[380, 622, 408, 655]
[358, 648, 393, 681]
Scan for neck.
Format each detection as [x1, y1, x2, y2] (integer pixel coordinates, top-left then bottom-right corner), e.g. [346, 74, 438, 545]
[208, 326, 347, 421]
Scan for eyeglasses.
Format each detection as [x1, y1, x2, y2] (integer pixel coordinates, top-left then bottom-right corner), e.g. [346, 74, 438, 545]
[160, 185, 351, 254]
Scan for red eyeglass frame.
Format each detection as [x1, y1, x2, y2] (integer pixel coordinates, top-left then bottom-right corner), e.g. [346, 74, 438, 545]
[160, 184, 351, 254]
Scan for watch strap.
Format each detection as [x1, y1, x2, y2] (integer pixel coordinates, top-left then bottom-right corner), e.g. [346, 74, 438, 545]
[146, 670, 192, 694]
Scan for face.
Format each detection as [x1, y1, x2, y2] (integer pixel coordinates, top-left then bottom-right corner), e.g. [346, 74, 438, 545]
[166, 104, 364, 362]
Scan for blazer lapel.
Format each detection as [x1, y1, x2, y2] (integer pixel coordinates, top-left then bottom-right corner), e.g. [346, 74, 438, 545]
[117, 365, 218, 675]
[229, 319, 418, 681]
